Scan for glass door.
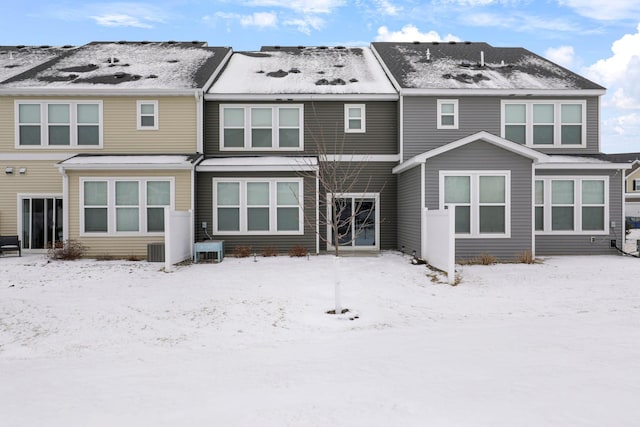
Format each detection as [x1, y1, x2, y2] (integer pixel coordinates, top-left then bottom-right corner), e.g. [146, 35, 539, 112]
[330, 195, 378, 249]
[21, 197, 63, 250]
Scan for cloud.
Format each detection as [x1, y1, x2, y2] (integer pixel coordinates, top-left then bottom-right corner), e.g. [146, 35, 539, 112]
[283, 15, 325, 34]
[375, 24, 461, 42]
[463, 12, 580, 33]
[545, 45, 576, 69]
[243, 0, 345, 14]
[240, 12, 278, 28]
[374, 0, 402, 16]
[91, 14, 153, 28]
[557, 0, 640, 21]
[50, 2, 167, 29]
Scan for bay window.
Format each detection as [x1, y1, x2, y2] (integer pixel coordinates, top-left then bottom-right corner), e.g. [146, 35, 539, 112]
[535, 177, 608, 233]
[213, 178, 303, 234]
[220, 104, 303, 150]
[441, 171, 510, 237]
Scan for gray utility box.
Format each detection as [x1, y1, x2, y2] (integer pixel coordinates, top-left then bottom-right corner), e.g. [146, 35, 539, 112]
[147, 242, 165, 262]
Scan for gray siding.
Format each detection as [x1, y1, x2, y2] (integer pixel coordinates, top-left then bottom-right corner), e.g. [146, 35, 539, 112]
[535, 169, 623, 255]
[397, 166, 422, 257]
[402, 96, 600, 161]
[205, 101, 398, 155]
[195, 171, 317, 255]
[424, 141, 534, 261]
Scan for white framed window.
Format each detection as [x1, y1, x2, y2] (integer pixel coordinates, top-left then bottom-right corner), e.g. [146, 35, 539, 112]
[15, 101, 102, 148]
[632, 178, 640, 192]
[440, 171, 511, 238]
[344, 104, 366, 133]
[535, 177, 609, 234]
[137, 100, 158, 130]
[502, 100, 586, 147]
[220, 104, 303, 151]
[81, 178, 173, 235]
[212, 178, 303, 234]
[437, 99, 458, 129]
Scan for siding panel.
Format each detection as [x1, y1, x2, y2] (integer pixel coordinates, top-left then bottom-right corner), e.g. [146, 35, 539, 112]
[397, 166, 422, 257]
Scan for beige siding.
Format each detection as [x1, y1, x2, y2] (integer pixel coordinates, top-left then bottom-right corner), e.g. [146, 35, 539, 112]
[0, 160, 63, 235]
[66, 169, 193, 258]
[626, 167, 640, 193]
[0, 95, 198, 154]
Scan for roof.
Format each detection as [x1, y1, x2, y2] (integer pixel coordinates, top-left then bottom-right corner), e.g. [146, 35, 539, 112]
[371, 41, 604, 92]
[207, 46, 396, 98]
[57, 153, 202, 170]
[1, 41, 231, 91]
[197, 156, 318, 172]
[599, 152, 640, 164]
[0, 45, 76, 83]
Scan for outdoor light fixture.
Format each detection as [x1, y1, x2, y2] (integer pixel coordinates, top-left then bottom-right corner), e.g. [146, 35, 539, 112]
[18, 167, 26, 174]
[5, 167, 13, 175]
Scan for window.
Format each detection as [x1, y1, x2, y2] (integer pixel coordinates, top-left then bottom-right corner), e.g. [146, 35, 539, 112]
[344, 104, 366, 133]
[16, 101, 102, 148]
[137, 100, 158, 130]
[535, 177, 608, 234]
[437, 99, 458, 129]
[633, 179, 640, 192]
[81, 178, 172, 235]
[213, 178, 303, 234]
[501, 100, 585, 147]
[220, 105, 303, 150]
[441, 171, 510, 238]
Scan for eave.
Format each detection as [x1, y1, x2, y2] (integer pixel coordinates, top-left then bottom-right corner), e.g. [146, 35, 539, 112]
[399, 88, 606, 97]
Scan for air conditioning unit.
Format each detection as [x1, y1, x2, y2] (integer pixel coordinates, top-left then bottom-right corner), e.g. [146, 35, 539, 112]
[147, 242, 165, 262]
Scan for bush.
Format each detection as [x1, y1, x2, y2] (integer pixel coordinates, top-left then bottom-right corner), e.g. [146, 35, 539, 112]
[261, 246, 278, 257]
[233, 245, 252, 258]
[288, 245, 308, 257]
[48, 240, 86, 260]
[515, 250, 535, 264]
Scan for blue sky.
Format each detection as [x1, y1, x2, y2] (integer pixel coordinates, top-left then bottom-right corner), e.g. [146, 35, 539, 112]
[3, 0, 640, 153]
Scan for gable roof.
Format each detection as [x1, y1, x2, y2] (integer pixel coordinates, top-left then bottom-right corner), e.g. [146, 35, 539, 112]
[1, 41, 231, 93]
[393, 131, 549, 173]
[371, 41, 605, 95]
[207, 46, 397, 100]
[0, 45, 76, 83]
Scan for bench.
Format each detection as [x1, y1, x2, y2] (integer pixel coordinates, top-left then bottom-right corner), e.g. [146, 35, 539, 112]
[0, 235, 21, 257]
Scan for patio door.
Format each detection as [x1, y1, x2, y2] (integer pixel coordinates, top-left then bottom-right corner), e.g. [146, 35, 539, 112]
[328, 193, 379, 250]
[21, 197, 63, 250]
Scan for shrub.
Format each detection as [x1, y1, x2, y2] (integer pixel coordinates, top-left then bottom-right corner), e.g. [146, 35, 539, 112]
[261, 246, 278, 257]
[48, 240, 86, 260]
[233, 245, 252, 258]
[474, 253, 497, 265]
[515, 250, 535, 264]
[288, 245, 308, 257]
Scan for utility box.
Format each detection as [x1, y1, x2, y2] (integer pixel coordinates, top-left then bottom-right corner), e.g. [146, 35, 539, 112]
[147, 242, 165, 262]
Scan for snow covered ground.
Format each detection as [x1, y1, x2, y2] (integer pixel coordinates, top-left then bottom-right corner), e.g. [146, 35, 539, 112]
[1, 236, 640, 426]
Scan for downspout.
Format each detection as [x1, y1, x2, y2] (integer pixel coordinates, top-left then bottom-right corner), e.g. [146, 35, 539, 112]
[195, 91, 204, 154]
[420, 162, 426, 258]
[531, 162, 536, 258]
[58, 166, 70, 242]
[316, 168, 320, 254]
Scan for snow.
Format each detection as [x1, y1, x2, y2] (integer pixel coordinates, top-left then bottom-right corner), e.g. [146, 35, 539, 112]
[0, 46, 67, 83]
[1, 246, 640, 426]
[209, 47, 397, 95]
[59, 155, 195, 165]
[2, 43, 215, 89]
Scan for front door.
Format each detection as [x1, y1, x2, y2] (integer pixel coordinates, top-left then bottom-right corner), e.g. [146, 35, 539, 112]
[328, 193, 379, 250]
[21, 197, 63, 250]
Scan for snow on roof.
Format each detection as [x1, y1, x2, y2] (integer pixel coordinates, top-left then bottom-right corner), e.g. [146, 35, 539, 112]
[2, 42, 221, 90]
[543, 155, 611, 164]
[58, 154, 199, 169]
[198, 156, 318, 171]
[0, 45, 73, 83]
[209, 46, 396, 95]
[372, 42, 604, 91]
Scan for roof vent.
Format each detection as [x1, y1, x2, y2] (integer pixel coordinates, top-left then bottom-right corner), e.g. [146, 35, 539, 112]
[62, 45, 74, 49]
[289, 68, 301, 74]
[413, 41, 420, 44]
[318, 46, 328, 49]
[335, 46, 345, 49]
[167, 59, 179, 63]
[448, 41, 456, 45]
[39, 45, 51, 48]
[141, 41, 151, 44]
[117, 41, 127, 44]
[334, 64, 344, 68]
[315, 78, 329, 85]
[480, 51, 485, 67]
[167, 41, 176, 44]
[297, 46, 305, 49]
[16, 45, 25, 49]
[147, 74, 158, 79]
[432, 41, 440, 45]
[330, 78, 346, 85]
[274, 45, 281, 49]
[426, 48, 431, 61]
[349, 78, 358, 83]
[267, 69, 288, 78]
[464, 41, 472, 45]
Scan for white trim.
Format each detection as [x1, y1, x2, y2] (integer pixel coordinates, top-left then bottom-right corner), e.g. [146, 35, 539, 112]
[325, 192, 380, 251]
[196, 92, 204, 153]
[136, 100, 159, 130]
[393, 131, 549, 174]
[344, 104, 366, 133]
[79, 177, 175, 237]
[439, 170, 512, 239]
[1, 88, 202, 96]
[202, 49, 233, 92]
[536, 163, 631, 170]
[420, 162, 426, 257]
[399, 95, 404, 162]
[501, 100, 587, 148]
[205, 93, 398, 101]
[0, 153, 75, 161]
[400, 88, 606, 97]
[59, 163, 195, 171]
[323, 154, 400, 162]
[17, 193, 64, 251]
[316, 170, 320, 254]
[212, 178, 304, 236]
[534, 176, 610, 235]
[437, 99, 458, 130]
[531, 162, 536, 258]
[197, 156, 318, 172]
[15, 100, 103, 149]
[219, 104, 304, 152]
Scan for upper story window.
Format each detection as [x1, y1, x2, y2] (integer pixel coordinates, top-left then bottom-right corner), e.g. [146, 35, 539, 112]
[437, 99, 458, 129]
[632, 178, 640, 192]
[220, 104, 303, 151]
[440, 171, 511, 238]
[344, 104, 366, 133]
[502, 100, 585, 147]
[16, 101, 102, 148]
[535, 177, 608, 234]
[137, 100, 158, 130]
[82, 178, 172, 235]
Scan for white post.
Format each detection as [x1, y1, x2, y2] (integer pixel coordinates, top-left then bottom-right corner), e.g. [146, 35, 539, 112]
[333, 256, 342, 314]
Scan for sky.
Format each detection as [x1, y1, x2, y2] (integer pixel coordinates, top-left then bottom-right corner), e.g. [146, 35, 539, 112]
[2, 0, 640, 154]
